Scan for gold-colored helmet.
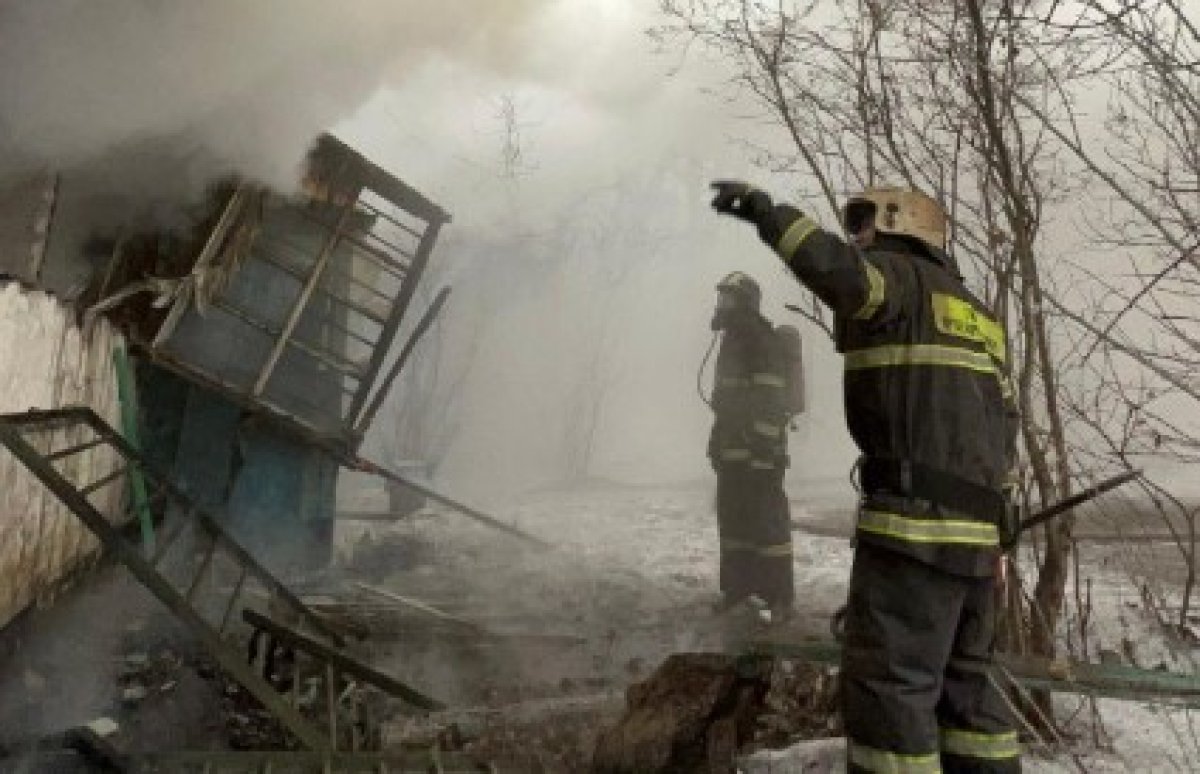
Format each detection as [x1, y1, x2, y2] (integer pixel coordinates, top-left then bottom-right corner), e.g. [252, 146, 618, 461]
[844, 187, 947, 250]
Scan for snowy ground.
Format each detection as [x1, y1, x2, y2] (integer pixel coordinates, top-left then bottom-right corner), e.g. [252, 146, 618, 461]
[335, 478, 853, 706]
[2, 476, 1195, 770]
[333, 477, 1200, 772]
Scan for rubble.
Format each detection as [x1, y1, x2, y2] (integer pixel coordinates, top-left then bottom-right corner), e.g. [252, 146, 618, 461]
[591, 653, 771, 774]
[591, 654, 840, 774]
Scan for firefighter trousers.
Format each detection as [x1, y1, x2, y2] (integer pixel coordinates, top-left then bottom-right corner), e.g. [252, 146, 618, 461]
[842, 541, 1020, 773]
[715, 464, 794, 608]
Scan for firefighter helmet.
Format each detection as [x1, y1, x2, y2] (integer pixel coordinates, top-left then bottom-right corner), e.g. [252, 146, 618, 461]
[716, 271, 761, 311]
[843, 187, 947, 250]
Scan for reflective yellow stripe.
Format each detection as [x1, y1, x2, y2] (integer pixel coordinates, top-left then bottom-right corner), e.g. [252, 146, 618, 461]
[931, 292, 1006, 364]
[750, 372, 786, 388]
[858, 510, 999, 547]
[940, 728, 1020, 760]
[853, 260, 886, 320]
[719, 448, 751, 461]
[719, 376, 750, 387]
[759, 541, 793, 557]
[847, 741, 941, 773]
[749, 459, 777, 470]
[753, 421, 783, 438]
[844, 344, 995, 374]
[775, 214, 819, 260]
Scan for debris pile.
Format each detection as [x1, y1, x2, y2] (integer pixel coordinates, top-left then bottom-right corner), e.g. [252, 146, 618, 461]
[743, 659, 840, 753]
[591, 653, 839, 774]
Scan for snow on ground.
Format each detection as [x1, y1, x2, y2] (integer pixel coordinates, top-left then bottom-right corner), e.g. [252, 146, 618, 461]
[335, 478, 852, 705]
[334, 478, 1200, 770]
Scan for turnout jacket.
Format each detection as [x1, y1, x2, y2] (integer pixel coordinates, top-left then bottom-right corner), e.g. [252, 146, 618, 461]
[760, 207, 1016, 577]
[708, 311, 790, 471]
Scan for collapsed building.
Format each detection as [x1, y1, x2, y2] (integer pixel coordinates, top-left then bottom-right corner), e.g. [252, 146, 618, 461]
[0, 135, 450, 628]
[0, 137, 482, 770]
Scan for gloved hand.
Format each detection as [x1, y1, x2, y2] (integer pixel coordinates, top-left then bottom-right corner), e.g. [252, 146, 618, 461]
[710, 181, 773, 226]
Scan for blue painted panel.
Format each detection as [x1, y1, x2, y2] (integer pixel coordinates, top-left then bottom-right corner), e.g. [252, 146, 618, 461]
[136, 361, 336, 575]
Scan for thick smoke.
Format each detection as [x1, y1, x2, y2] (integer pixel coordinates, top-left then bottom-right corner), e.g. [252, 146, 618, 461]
[0, 0, 547, 192]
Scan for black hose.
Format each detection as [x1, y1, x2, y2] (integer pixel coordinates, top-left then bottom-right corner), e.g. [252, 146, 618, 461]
[696, 332, 721, 409]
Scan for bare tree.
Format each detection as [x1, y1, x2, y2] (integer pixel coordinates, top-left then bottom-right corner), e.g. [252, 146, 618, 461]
[1012, 0, 1200, 631]
[556, 181, 672, 482]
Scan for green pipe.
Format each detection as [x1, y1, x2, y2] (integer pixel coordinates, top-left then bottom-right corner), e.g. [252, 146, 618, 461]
[113, 344, 155, 554]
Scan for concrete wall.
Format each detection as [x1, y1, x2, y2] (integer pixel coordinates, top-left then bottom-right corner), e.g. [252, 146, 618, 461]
[0, 282, 126, 629]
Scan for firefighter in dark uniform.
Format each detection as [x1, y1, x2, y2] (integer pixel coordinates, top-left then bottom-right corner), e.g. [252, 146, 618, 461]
[707, 271, 795, 620]
[711, 182, 1020, 773]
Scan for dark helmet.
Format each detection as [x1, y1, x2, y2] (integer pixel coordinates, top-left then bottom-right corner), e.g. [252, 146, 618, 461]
[716, 271, 762, 312]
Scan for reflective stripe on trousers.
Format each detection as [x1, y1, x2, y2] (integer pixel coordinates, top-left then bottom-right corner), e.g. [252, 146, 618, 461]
[849, 732, 1020, 772]
[939, 728, 1020, 761]
[848, 741, 940, 773]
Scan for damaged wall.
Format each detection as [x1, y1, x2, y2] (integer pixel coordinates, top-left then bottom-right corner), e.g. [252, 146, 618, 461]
[0, 282, 126, 629]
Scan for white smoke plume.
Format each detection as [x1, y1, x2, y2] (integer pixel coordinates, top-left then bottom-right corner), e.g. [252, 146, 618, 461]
[0, 0, 547, 191]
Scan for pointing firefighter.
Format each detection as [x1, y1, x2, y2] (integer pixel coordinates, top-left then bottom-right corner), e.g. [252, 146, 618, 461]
[706, 271, 801, 621]
[711, 182, 1021, 773]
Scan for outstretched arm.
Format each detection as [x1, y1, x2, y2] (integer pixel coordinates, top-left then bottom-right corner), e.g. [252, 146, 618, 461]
[711, 181, 898, 323]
